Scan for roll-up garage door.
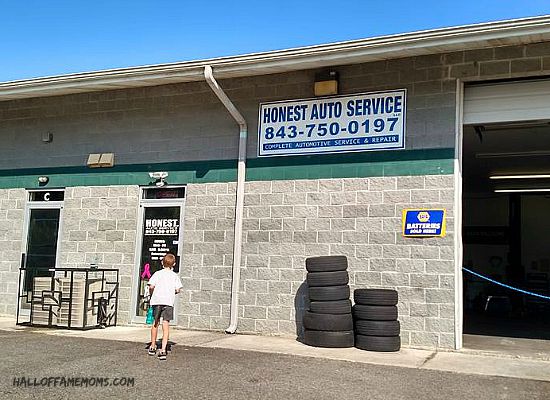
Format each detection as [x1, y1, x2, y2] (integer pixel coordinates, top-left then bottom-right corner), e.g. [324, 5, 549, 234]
[464, 79, 550, 125]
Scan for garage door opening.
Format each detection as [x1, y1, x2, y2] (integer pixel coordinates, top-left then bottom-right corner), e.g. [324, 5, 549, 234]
[462, 120, 550, 342]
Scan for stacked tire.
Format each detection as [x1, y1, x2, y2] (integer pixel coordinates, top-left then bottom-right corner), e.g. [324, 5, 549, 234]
[303, 256, 354, 348]
[353, 289, 400, 352]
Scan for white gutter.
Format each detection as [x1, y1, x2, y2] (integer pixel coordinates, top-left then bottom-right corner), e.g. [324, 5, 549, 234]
[4, 16, 550, 101]
[204, 65, 247, 334]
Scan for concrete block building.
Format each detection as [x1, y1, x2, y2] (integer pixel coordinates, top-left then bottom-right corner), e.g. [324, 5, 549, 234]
[2, 16, 550, 350]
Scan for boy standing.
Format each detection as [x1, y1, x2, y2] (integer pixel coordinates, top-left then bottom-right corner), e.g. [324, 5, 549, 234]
[147, 253, 183, 360]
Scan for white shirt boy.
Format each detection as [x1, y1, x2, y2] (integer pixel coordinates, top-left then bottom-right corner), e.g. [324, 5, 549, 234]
[148, 268, 183, 306]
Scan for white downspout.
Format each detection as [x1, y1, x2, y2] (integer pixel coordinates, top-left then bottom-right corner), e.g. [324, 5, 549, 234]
[204, 65, 247, 334]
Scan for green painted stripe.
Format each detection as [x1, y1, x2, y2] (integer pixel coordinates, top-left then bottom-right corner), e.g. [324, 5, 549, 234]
[0, 148, 454, 189]
[247, 148, 454, 181]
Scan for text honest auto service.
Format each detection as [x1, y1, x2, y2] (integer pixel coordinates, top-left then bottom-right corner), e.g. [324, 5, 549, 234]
[262, 94, 404, 123]
[258, 90, 406, 156]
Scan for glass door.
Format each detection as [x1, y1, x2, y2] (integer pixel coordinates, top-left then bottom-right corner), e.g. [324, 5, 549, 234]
[133, 187, 185, 323]
[18, 190, 64, 317]
[23, 209, 61, 290]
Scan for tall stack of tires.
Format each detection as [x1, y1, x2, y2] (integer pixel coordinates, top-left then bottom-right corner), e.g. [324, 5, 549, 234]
[353, 289, 400, 352]
[303, 256, 354, 348]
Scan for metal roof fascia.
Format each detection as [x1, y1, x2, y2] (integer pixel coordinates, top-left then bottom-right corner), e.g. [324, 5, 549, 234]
[2, 16, 550, 101]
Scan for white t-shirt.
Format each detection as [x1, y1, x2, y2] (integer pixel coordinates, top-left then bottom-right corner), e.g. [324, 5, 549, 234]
[148, 268, 183, 306]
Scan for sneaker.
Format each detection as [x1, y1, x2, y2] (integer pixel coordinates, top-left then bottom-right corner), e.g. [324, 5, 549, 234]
[158, 350, 167, 361]
[147, 347, 157, 356]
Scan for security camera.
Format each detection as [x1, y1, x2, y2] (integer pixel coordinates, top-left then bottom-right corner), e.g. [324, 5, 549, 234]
[149, 172, 168, 180]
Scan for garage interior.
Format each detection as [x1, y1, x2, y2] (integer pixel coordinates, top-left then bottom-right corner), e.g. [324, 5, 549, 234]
[462, 119, 550, 341]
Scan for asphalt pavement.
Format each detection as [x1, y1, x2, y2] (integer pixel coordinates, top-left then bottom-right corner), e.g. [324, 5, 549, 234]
[1, 331, 549, 400]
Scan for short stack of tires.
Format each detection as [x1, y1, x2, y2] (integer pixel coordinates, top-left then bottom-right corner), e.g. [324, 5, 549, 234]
[303, 256, 354, 348]
[353, 289, 400, 352]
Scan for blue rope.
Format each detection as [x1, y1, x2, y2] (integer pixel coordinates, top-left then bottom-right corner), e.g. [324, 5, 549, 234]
[462, 267, 550, 301]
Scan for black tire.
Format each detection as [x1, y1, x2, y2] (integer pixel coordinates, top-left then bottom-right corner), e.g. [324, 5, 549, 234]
[355, 335, 400, 352]
[352, 305, 398, 321]
[303, 311, 353, 331]
[309, 285, 350, 301]
[354, 320, 400, 336]
[310, 300, 352, 314]
[307, 271, 349, 287]
[303, 330, 354, 348]
[354, 289, 398, 306]
[306, 256, 348, 273]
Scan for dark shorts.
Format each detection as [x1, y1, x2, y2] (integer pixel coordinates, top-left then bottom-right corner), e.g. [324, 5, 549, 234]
[152, 305, 174, 322]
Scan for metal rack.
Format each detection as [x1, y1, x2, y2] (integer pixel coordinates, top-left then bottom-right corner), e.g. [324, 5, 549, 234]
[16, 267, 119, 330]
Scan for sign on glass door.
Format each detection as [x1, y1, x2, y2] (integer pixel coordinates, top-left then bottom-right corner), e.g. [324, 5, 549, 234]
[136, 206, 182, 317]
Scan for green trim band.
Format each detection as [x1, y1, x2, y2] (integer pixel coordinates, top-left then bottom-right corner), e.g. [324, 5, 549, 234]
[0, 148, 454, 189]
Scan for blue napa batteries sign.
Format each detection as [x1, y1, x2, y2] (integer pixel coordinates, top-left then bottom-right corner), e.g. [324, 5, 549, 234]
[402, 209, 446, 237]
[258, 89, 406, 157]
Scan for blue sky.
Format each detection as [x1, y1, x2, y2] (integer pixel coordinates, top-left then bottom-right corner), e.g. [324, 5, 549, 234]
[1, 1, 550, 82]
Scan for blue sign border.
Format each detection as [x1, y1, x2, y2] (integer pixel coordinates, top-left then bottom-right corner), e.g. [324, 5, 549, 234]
[257, 89, 407, 158]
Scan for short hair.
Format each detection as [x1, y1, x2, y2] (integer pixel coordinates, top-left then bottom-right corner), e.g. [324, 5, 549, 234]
[162, 253, 176, 268]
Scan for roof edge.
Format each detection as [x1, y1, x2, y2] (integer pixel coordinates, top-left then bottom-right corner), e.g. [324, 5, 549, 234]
[2, 15, 550, 101]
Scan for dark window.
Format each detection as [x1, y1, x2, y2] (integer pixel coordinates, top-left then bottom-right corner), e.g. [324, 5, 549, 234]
[143, 187, 186, 200]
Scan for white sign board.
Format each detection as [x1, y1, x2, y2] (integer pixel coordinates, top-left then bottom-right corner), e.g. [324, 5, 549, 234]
[258, 89, 406, 157]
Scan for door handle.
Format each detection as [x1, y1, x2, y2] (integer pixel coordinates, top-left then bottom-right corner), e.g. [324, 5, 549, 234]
[174, 255, 180, 273]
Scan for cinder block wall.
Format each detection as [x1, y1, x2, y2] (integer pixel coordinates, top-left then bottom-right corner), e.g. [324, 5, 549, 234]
[3, 41, 550, 347]
[58, 186, 139, 324]
[0, 51, 459, 170]
[0, 189, 25, 316]
[179, 176, 454, 347]
[171, 43, 550, 348]
[0, 82, 239, 169]
[178, 183, 237, 329]
[2, 43, 548, 168]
